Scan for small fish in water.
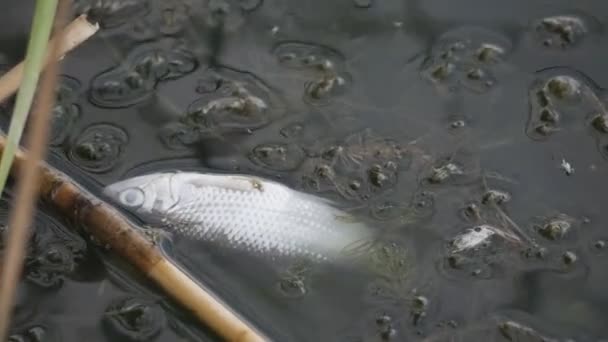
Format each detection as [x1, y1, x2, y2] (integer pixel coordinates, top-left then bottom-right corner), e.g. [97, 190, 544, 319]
[103, 171, 374, 261]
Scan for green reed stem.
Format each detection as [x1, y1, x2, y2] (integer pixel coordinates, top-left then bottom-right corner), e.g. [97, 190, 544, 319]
[0, 0, 58, 197]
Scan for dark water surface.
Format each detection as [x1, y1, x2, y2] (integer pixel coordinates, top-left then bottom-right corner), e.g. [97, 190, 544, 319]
[1, 0, 608, 341]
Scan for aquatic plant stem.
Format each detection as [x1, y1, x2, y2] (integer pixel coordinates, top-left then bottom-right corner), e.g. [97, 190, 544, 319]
[0, 10, 267, 342]
[0, 0, 63, 339]
[0, 0, 58, 202]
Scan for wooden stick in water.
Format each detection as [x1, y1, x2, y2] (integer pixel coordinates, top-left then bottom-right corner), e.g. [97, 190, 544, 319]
[0, 14, 267, 342]
[0, 14, 99, 103]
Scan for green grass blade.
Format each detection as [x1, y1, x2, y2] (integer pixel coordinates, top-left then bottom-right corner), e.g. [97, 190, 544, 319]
[0, 0, 58, 197]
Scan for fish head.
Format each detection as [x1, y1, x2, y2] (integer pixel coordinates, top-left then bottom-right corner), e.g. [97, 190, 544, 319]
[103, 173, 179, 222]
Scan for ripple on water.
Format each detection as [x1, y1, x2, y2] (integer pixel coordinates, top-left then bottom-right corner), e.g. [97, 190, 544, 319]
[249, 142, 306, 171]
[526, 67, 608, 159]
[89, 41, 198, 108]
[298, 129, 410, 202]
[68, 123, 129, 173]
[273, 41, 351, 106]
[102, 296, 166, 341]
[160, 66, 286, 149]
[8, 325, 48, 342]
[0, 199, 88, 290]
[421, 26, 512, 94]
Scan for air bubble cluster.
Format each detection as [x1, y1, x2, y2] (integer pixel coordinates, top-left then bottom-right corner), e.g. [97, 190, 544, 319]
[160, 67, 285, 149]
[299, 130, 407, 202]
[532, 14, 590, 49]
[68, 123, 129, 173]
[273, 42, 351, 105]
[90, 42, 197, 108]
[421, 27, 511, 93]
[526, 67, 608, 159]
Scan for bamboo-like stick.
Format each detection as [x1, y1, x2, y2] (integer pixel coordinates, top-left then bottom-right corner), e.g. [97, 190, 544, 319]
[0, 13, 268, 342]
[0, 14, 98, 103]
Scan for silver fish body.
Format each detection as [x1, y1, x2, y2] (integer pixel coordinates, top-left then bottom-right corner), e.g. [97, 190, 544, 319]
[103, 172, 373, 261]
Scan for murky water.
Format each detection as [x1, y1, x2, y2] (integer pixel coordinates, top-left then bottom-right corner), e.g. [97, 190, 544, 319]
[2, 0, 608, 341]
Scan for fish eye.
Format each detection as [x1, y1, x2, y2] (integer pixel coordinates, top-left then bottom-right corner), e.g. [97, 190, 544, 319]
[119, 188, 145, 208]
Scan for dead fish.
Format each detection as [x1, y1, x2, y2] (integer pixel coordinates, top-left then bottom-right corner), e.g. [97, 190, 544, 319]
[103, 171, 374, 261]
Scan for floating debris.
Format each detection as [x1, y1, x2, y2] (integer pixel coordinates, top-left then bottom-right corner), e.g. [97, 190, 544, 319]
[560, 158, 574, 176]
[537, 216, 572, 241]
[481, 189, 511, 205]
[450, 225, 521, 254]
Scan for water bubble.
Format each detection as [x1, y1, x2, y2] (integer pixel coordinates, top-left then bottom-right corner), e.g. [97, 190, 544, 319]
[90, 43, 197, 108]
[562, 250, 577, 265]
[304, 74, 350, 106]
[411, 296, 429, 326]
[474, 43, 505, 64]
[68, 123, 129, 173]
[594, 239, 606, 250]
[449, 120, 466, 129]
[249, 143, 305, 171]
[591, 113, 608, 133]
[368, 163, 397, 189]
[462, 202, 482, 222]
[103, 297, 166, 341]
[545, 76, 582, 101]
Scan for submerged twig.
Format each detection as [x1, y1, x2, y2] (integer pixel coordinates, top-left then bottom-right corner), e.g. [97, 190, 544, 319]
[0, 10, 267, 342]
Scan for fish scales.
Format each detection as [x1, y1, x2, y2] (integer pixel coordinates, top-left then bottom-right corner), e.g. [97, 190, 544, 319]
[103, 172, 372, 261]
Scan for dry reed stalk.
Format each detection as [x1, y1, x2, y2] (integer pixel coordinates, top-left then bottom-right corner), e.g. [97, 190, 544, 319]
[0, 11, 267, 342]
[0, 1, 67, 338]
[0, 14, 98, 103]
